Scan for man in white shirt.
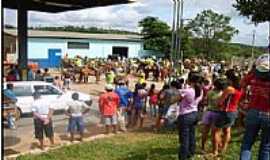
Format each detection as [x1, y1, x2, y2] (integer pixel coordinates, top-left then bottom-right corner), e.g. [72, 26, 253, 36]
[65, 93, 90, 142]
[32, 92, 54, 150]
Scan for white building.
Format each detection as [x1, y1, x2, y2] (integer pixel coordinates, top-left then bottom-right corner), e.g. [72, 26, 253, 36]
[4, 29, 145, 67]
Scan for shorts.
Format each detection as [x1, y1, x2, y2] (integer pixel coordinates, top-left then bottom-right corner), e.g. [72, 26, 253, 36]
[104, 114, 117, 125]
[134, 104, 145, 114]
[159, 106, 169, 118]
[214, 111, 238, 128]
[34, 118, 54, 139]
[201, 111, 220, 125]
[68, 116, 85, 133]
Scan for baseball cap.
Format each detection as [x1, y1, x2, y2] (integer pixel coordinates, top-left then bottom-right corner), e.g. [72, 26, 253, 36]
[105, 84, 114, 91]
[255, 54, 270, 73]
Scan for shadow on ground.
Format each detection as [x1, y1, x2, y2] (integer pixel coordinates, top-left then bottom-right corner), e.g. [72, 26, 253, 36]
[4, 148, 20, 156]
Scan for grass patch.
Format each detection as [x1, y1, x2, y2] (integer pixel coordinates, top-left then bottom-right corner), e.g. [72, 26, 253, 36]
[17, 128, 259, 160]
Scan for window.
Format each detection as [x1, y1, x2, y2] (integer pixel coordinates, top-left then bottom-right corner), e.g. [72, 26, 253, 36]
[34, 85, 61, 95]
[13, 86, 33, 97]
[67, 42, 89, 49]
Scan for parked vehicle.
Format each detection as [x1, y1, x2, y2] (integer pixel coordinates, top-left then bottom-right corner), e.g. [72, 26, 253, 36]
[3, 81, 92, 119]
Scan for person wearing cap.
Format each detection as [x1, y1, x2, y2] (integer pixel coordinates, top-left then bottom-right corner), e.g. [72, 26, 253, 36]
[240, 54, 270, 160]
[65, 93, 91, 142]
[115, 81, 133, 132]
[99, 84, 120, 134]
[32, 91, 54, 150]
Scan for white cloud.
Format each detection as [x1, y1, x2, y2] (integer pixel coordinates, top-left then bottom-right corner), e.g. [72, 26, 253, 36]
[3, 0, 269, 46]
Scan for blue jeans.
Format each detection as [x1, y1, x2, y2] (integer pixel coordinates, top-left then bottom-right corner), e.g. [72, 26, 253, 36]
[7, 113, 16, 129]
[240, 109, 270, 160]
[68, 116, 85, 133]
[178, 112, 198, 160]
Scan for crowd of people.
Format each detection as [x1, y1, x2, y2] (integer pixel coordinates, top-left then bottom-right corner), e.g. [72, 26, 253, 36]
[96, 53, 269, 160]
[3, 53, 269, 160]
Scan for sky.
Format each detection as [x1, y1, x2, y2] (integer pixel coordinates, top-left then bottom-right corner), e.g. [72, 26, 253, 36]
[4, 0, 269, 46]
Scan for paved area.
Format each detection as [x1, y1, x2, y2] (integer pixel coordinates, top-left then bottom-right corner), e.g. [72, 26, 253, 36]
[3, 89, 101, 156]
[3, 76, 163, 157]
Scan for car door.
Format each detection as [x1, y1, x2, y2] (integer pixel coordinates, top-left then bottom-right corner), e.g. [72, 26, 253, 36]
[33, 84, 64, 110]
[12, 84, 34, 114]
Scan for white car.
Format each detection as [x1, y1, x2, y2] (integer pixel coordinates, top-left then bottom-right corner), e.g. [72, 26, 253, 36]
[3, 81, 92, 118]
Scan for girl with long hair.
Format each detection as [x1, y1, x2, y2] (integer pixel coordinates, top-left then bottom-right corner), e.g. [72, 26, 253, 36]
[212, 69, 242, 156]
[178, 72, 203, 160]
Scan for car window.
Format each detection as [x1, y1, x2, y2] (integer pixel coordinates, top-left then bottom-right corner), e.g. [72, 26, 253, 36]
[34, 85, 61, 95]
[13, 85, 33, 97]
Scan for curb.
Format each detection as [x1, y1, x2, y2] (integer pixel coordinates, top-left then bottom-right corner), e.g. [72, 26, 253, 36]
[4, 133, 118, 160]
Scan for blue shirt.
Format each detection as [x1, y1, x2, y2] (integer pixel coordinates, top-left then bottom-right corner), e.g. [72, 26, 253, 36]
[4, 89, 17, 102]
[115, 86, 133, 107]
[133, 94, 144, 109]
[28, 70, 34, 81]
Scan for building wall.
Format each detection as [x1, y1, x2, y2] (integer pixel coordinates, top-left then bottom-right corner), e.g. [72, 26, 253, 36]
[27, 38, 144, 59]
[28, 38, 65, 59]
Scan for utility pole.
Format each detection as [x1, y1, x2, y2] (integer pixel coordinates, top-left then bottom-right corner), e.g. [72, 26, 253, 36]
[251, 30, 256, 59]
[178, 0, 184, 61]
[175, 0, 181, 60]
[170, 0, 177, 60]
[170, 0, 184, 60]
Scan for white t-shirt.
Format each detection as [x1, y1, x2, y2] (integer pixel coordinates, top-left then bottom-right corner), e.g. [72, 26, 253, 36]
[32, 98, 53, 119]
[65, 100, 89, 117]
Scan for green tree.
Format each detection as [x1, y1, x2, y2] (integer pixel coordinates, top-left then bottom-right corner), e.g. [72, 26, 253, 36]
[178, 26, 195, 58]
[187, 10, 238, 59]
[234, 0, 270, 23]
[139, 16, 171, 55]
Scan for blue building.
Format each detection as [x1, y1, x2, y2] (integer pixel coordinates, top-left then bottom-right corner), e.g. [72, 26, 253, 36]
[4, 29, 144, 68]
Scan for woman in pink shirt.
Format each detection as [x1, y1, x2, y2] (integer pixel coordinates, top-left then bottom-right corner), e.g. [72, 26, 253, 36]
[178, 72, 203, 160]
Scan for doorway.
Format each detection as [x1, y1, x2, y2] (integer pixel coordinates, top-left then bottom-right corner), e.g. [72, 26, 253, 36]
[112, 46, 128, 58]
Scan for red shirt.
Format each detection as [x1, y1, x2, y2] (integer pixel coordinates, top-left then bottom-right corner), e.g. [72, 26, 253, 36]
[99, 91, 120, 116]
[6, 75, 16, 81]
[241, 72, 270, 112]
[227, 89, 242, 112]
[219, 86, 242, 112]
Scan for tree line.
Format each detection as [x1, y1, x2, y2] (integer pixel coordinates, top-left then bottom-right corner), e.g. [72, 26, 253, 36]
[139, 9, 266, 60]
[4, 24, 138, 35]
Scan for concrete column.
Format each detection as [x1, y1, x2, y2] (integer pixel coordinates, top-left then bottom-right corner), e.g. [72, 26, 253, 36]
[17, 5, 28, 80]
